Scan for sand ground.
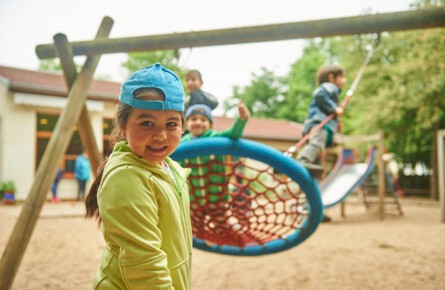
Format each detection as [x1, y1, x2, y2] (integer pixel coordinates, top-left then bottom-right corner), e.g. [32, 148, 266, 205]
[1, 197, 444, 290]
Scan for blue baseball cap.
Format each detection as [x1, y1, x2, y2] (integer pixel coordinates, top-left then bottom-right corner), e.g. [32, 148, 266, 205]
[185, 104, 213, 123]
[119, 63, 184, 111]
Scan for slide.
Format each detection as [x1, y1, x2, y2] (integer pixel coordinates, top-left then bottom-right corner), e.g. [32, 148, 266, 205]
[320, 147, 376, 208]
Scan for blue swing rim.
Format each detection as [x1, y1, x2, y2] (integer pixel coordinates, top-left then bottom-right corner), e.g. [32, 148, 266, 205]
[171, 137, 323, 256]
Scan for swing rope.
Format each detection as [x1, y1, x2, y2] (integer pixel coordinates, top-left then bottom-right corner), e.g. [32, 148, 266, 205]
[287, 36, 381, 155]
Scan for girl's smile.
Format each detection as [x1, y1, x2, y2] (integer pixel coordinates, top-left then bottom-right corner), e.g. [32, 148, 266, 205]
[122, 108, 183, 164]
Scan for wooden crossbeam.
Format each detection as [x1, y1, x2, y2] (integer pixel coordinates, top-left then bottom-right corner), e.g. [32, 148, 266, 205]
[0, 17, 114, 290]
[35, 8, 445, 59]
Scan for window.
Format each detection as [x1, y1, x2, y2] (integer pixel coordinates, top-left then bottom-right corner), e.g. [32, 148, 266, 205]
[36, 113, 82, 178]
[36, 114, 114, 176]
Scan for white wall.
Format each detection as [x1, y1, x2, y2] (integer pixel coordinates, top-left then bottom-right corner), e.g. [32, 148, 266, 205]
[0, 85, 113, 201]
[0, 77, 8, 180]
[1, 91, 36, 200]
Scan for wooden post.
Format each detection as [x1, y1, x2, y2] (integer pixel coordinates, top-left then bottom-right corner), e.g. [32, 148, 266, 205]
[54, 33, 103, 174]
[0, 17, 113, 290]
[437, 130, 445, 223]
[377, 131, 386, 220]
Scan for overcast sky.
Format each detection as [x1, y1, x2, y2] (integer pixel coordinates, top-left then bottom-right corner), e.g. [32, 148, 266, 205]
[0, 0, 413, 114]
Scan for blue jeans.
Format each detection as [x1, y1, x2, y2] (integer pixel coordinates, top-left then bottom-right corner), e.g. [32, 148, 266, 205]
[77, 179, 87, 200]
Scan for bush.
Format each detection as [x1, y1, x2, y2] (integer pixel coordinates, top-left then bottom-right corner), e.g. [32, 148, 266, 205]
[2, 180, 16, 193]
[1, 180, 16, 204]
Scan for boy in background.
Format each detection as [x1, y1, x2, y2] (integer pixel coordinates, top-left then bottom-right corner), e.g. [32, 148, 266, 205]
[297, 64, 346, 223]
[181, 101, 250, 239]
[297, 64, 346, 172]
[184, 69, 219, 111]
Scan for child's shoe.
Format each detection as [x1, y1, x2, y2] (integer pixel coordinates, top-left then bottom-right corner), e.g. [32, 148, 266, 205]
[51, 196, 60, 203]
[299, 161, 323, 177]
[322, 215, 332, 223]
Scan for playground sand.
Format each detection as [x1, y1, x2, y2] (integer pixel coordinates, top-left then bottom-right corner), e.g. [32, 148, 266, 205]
[1, 198, 444, 290]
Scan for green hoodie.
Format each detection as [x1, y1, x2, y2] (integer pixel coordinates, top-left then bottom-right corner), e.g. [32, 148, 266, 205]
[92, 142, 192, 290]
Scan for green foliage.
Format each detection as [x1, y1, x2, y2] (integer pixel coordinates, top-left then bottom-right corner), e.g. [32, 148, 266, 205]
[283, 39, 333, 123]
[224, 68, 285, 118]
[39, 58, 83, 73]
[349, 28, 445, 167]
[39, 59, 63, 72]
[412, 0, 445, 8]
[223, 10, 445, 169]
[121, 50, 185, 79]
[1, 180, 16, 193]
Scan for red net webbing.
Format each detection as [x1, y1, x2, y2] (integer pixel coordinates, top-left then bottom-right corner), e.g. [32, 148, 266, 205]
[182, 154, 309, 248]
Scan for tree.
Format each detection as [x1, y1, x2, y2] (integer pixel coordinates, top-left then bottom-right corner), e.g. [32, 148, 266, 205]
[121, 50, 185, 79]
[349, 27, 445, 168]
[39, 58, 83, 73]
[39, 59, 64, 72]
[284, 39, 336, 123]
[223, 68, 285, 118]
[223, 3, 445, 172]
[223, 40, 329, 122]
[39, 58, 112, 80]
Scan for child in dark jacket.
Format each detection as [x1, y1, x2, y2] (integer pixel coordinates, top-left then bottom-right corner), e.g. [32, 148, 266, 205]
[184, 69, 219, 111]
[297, 64, 346, 172]
[297, 64, 346, 223]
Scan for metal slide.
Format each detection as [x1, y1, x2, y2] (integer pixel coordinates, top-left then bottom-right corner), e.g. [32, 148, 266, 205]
[320, 148, 376, 208]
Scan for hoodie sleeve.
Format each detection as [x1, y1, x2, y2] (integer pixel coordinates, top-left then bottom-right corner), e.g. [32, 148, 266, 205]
[211, 117, 248, 139]
[99, 166, 174, 289]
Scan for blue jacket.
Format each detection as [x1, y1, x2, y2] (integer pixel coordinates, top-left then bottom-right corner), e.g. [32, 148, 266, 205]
[74, 154, 91, 181]
[302, 82, 341, 135]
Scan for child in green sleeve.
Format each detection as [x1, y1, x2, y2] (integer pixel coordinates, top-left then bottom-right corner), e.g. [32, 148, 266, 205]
[181, 101, 250, 236]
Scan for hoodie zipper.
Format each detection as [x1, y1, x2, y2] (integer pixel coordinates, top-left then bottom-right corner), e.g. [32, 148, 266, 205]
[163, 165, 193, 251]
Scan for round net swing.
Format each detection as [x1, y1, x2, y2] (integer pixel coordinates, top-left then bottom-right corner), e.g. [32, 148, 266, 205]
[171, 137, 323, 256]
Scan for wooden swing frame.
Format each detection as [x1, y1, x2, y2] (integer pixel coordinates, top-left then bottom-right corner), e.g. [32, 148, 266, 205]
[1, 7, 445, 289]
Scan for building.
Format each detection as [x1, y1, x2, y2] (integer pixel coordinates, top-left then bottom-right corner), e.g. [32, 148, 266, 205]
[0, 65, 303, 201]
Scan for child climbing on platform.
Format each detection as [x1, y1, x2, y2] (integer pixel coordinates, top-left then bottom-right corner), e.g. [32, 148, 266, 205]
[297, 64, 346, 173]
[297, 64, 346, 223]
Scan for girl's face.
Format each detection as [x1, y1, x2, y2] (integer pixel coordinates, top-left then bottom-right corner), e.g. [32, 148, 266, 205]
[186, 114, 211, 137]
[121, 108, 183, 165]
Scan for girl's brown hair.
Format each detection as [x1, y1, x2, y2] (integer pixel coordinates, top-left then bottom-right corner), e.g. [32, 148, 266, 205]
[85, 88, 185, 223]
[84, 101, 133, 222]
[316, 64, 344, 86]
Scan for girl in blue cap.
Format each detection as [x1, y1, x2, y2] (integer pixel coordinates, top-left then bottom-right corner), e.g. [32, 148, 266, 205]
[85, 63, 192, 290]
